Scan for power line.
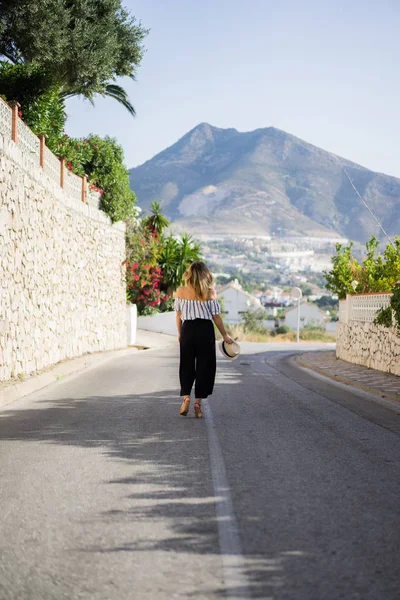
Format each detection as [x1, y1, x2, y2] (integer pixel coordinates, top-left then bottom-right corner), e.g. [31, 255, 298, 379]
[343, 168, 396, 249]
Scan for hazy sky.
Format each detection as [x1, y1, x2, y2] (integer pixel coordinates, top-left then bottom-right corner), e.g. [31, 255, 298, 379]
[65, 0, 400, 177]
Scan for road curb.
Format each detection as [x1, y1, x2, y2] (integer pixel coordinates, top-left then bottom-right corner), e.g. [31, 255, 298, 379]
[0, 347, 140, 409]
[296, 355, 400, 404]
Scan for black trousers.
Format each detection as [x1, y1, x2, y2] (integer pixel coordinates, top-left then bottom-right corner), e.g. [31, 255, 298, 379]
[179, 319, 216, 398]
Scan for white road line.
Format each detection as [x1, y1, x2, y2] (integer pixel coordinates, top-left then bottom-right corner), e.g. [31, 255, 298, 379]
[203, 399, 251, 599]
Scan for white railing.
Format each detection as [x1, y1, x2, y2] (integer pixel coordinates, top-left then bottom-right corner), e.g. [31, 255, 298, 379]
[44, 146, 61, 186]
[339, 293, 392, 324]
[0, 97, 12, 138]
[64, 170, 83, 203]
[17, 118, 40, 166]
[0, 99, 96, 210]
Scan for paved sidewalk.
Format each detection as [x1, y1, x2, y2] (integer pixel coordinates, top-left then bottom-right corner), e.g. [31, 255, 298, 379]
[135, 329, 176, 349]
[297, 351, 400, 402]
[0, 330, 176, 409]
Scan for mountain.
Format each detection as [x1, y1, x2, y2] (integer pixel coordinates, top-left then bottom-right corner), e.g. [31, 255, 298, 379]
[129, 123, 400, 242]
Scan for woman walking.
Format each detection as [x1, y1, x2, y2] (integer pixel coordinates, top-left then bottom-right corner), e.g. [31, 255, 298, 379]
[174, 261, 233, 418]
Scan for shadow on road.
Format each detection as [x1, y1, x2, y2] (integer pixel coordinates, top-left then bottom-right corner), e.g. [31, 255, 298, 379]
[0, 351, 313, 599]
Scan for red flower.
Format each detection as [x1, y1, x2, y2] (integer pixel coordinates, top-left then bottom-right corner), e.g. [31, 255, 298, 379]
[133, 275, 139, 281]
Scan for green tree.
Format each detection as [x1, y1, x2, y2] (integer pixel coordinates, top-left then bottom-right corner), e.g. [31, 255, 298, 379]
[324, 242, 361, 300]
[299, 283, 313, 297]
[0, 61, 67, 147]
[324, 236, 400, 299]
[0, 0, 148, 115]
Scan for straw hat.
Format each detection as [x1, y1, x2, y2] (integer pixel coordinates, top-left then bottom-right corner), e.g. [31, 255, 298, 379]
[218, 339, 241, 360]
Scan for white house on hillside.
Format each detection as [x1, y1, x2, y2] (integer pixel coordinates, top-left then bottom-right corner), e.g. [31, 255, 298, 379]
[217, 280, 262, 324]
[284, 301, 337, 333]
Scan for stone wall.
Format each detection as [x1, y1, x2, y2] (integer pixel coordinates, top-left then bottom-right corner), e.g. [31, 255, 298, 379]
[336, 321, 400, 376]
[0, 134, 127, 382]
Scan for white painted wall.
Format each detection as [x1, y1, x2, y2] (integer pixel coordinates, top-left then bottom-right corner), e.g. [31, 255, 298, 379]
[126, 304, 137, 345]
[137, 311, 177, 336]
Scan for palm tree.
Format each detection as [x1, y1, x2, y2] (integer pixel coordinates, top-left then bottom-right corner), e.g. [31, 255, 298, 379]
[158, 233, 203, 296]
[60, 82, 136, 116]
[176, 233, 202, 284]
[158, 237, 180, 294]
[146, 201, 171, 237]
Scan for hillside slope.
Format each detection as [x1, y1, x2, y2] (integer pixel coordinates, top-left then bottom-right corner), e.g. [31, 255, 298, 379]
[130, 123, 400, 242]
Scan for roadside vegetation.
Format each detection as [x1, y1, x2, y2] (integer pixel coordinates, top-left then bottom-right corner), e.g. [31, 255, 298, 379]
[217, 323, 336, 344]
[0, 0, 147, 222]
[0, 3, 203, 310]
[324, 235, 400, 299]
[221, 309, 335, 343]
[125, 202, 202, 315]
[324, 235, 400, 332]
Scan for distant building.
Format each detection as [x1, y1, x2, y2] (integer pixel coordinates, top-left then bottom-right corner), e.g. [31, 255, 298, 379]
[283, 301, 337, 333]
[217, 280, 262, 324]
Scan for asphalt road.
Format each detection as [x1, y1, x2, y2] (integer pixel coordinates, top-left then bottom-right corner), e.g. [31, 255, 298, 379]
[0, 341, 399, 600]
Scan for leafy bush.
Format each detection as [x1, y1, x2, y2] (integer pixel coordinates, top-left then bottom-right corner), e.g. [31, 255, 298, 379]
[324, 241, 360, 300]
[374, 306, 393, 328]
[0, 62, 67, 148]
[242, 308, 267, 334]
[126, 263, 168, 315]
[125, 202, 203, 313]
[275, 325, 291, 334]
[324, 236, 400, 299]
[52, 134, 136, 222]
[374, 283, 400, 332]
[300, 329, 335, 342]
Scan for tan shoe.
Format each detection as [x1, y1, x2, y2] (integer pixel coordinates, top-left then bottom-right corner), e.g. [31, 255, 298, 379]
[180, 396, 190, 416]
[194, 401, 203, 419]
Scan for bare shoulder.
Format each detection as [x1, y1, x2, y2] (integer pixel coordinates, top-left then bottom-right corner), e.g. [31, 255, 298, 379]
[207, 288, 218, 301]
[176, 286, 194, 299]
[175, 286, 186, 298]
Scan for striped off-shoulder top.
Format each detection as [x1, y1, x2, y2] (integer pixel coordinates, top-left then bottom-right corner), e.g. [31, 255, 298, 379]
[174, 297, 221, 321]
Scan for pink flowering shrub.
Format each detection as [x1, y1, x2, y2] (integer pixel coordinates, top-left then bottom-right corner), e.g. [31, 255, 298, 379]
[126, 262, 168, 315]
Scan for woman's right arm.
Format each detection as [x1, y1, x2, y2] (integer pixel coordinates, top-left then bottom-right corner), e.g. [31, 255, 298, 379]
[174, 292, 183, 341]
[209, 289, 233, 344]
[176, 311, 182, 341]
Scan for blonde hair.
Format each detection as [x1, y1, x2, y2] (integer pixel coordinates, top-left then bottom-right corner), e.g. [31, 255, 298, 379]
[183, 261, 214, 301]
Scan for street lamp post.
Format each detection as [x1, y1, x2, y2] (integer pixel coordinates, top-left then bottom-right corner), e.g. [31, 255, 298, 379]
[293, 287, 303, 343]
